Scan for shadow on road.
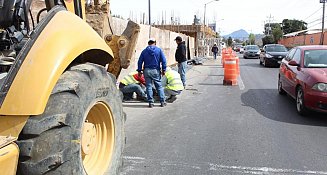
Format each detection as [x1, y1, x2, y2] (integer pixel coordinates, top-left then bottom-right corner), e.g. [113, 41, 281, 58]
[241, 62, 280, 68]
[200, 65, 223, 68]
[241, 63, 272, 69]
[198, 83, 224, 86]
[122, 104, 148, 108]
[122, 100, 148, 108]
[241, 89, 327, 126]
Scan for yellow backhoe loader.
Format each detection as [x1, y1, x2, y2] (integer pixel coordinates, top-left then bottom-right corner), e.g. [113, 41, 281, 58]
[0, 0, 139, 174]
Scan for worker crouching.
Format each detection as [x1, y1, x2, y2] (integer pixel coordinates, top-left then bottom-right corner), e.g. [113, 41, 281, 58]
[119, 71, 147, 101]
[161, 67, 184, 103]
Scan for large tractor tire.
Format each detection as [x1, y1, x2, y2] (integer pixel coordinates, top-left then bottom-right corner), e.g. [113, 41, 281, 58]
[17, 63, 124, 175]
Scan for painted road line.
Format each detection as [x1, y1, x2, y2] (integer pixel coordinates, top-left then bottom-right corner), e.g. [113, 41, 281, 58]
[238, 75, 245, 90]
[122, 156, 327, 174]
[209, 163, 327, 174]
[123, 156, 145, 160]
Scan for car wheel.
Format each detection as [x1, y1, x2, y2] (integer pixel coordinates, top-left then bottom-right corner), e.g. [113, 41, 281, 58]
[243, 56, 247, 59]
[296, 87, 308, 116]
[278, 76, 286, 95]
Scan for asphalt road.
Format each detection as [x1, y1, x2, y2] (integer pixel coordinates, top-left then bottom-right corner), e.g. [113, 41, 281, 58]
[120, 54, 327, 175]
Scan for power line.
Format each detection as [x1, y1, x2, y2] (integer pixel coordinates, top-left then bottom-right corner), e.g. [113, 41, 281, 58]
[308, 17, 323, 24]
[307, 15, 327, 25]
[308, 21, 323, 29]
[304, 7, 322, 20]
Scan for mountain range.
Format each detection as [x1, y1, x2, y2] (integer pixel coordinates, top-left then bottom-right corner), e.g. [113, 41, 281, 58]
[223, 29, 249, 40]
[223, 29, 265, 45]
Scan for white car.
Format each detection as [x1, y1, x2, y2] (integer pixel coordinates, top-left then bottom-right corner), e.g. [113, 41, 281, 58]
[239, 46, 244, 53]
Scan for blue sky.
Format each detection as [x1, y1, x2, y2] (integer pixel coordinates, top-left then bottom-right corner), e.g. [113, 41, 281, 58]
[110, 0, 325, 35]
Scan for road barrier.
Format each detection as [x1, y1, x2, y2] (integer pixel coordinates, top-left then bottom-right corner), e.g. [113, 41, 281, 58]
[223, 53, 239, 86]
[222, 53, 232, 68]
[223, 57, 238, 85]
[221, 47, 239, 85]
[222, 48, 227, 66]
[235, 56, 240, 76]
[221, 48, 232, 67]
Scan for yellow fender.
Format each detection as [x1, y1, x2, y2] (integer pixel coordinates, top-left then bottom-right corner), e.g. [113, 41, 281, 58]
[0, 10, 113, 115]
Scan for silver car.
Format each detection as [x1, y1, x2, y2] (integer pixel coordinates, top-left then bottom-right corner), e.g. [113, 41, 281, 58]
[243, 45, 260, 59]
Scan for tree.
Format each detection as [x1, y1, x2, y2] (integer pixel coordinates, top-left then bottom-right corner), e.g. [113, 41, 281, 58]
[263, 23, 284, 44]
[272, 27, 283, 43]
[262, 35, 274, 46]
[248, 33, 255, 45]
[227, 37, 233, 46]
[234, 39, 242, 43]
[215, 32, 220, 38]
[222, 37, 227, 43]
[282, 19, 307, 34]
[264, 23, 280, 35]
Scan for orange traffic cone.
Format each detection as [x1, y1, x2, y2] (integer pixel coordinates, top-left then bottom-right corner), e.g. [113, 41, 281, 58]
[223, 57, 238, 86]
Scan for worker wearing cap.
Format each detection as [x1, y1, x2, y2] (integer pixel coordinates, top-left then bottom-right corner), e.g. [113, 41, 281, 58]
[161, 67, 184, 103]
[137, 38, 167, 108]
[119, 71, 146, 101]
[174, 36, 187, 89]
[212, 43, 219, 59]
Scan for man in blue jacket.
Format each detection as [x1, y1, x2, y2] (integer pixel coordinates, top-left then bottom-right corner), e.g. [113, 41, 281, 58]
[137, 38, 167, 108]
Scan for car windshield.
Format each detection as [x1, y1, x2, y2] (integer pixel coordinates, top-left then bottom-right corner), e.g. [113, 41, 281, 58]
[265, 45, 287, 52]
[247, 46, 259, 50]
[304, 50, 327, 68]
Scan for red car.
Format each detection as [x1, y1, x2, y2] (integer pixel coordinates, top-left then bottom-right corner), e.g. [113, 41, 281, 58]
[278, 45, 327, 115]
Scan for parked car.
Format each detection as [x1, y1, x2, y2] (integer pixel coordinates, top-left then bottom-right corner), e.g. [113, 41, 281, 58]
[233, 44, 242, 52]
[278, 45, 327, 115]
[239, 46, 244, 54]
[243, 45, 260, 59]
[260, 44, 288, 67]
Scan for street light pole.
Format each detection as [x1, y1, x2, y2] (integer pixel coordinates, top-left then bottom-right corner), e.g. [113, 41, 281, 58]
[203, 0, 219, 40]
[203, 4, 207, 39]
[202, 0, 219, 56]
[148, 0, 151, 38]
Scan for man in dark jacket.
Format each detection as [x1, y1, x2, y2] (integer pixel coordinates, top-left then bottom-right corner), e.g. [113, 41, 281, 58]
[175, 36, 187, 88]
[137, 38, 167, 108]
[211, 43, 218, 59]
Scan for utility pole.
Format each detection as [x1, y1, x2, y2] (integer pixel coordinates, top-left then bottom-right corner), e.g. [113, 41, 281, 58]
[148, 0, 151, 38]
[203, 4, 207, 40]
[320, 0, 326, 45]
[266, 14, 274, 36]
[203, 0, 218, 57]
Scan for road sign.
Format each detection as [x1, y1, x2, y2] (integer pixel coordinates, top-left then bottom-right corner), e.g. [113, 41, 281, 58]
[321, 0, 327, 3]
